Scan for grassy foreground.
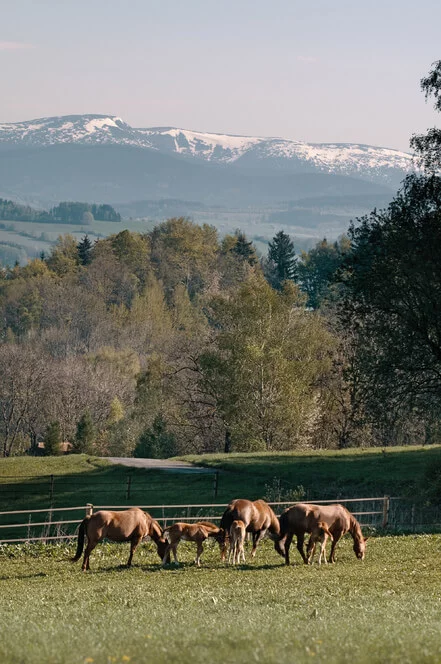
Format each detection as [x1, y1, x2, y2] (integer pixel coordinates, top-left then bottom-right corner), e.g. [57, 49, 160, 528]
[1, 534, 441, 664]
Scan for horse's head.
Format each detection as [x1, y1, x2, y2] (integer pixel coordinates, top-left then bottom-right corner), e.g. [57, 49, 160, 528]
[353, 536, 368, 560]
[215, 528, 228, 560]
[156, 536, 169, 562]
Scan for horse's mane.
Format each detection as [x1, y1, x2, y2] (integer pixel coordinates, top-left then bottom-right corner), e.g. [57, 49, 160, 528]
[149, 518, 164, 543]
[348, 511, 364, 542]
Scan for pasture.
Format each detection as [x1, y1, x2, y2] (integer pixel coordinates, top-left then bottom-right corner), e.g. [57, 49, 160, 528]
[1, 534, 441, 664]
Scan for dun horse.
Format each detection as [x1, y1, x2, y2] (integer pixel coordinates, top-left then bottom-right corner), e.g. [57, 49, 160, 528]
[306, 521, 334, 565]
[161, 521, 223, 567]
[275, 503, 368, 565]
[220, 499, 280, 558]
[71, 507, 167, 571]
[228, 519, 246, 565]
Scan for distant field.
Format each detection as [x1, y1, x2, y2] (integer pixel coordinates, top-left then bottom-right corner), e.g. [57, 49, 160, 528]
[178, 445, 441, 500]
[0, 212, 325, 265]
[0, 218, 156, 264]
[1, 534, 441, 664]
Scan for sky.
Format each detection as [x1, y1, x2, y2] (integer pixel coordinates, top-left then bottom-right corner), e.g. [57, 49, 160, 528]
[1, 0, 440, 152]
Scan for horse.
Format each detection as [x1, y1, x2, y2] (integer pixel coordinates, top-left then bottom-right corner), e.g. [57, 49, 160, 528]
[306, 520, 334, 565]
[274, 503, 368, 565]
[220, 499, 280, 558]
[71, 507, 168, 571]
[161, 521, 223, 567]
[228, 519, 246, 565]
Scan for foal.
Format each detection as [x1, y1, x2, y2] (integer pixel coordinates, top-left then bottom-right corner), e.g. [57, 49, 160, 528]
[162, 521, 222, 567]
[228, 519, 246, 565]
[306, 521, 334, 565]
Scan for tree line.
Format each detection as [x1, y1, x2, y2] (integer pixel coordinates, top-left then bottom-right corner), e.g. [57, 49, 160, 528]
[0, 199, 121, 224]
[0, 61, 440, 457]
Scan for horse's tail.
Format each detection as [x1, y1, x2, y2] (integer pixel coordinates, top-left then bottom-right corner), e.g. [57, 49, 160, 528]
[71, 516, 90, 562]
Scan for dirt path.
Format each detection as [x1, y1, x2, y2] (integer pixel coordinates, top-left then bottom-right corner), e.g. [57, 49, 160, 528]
[105, 457, 214, 473]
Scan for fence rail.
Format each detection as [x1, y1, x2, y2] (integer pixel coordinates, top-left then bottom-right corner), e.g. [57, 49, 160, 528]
[0, 497, 391, 544]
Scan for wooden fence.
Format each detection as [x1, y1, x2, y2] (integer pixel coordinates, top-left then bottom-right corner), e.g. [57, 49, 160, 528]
[0, 496, 390, 544]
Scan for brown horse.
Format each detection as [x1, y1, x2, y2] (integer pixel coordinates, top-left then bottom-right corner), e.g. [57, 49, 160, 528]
[71, 507, 168, 571]
[161, 521, 223, 567]
[275, 503, 368, 565]
[220, 499, 280, 557]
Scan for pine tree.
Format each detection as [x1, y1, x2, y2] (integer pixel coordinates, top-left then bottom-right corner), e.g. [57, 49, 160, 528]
[74, 410, 96, 454]
[77, 234, 93, 266]
[232, 231, 258, 265]
[267, 230, 297, 290]
[44, 421, 61, 456]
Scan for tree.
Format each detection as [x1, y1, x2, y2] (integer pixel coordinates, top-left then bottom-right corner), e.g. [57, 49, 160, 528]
[44, 421, 62, 456]
[199, 272, 334, 451]
[134, 415, 177, 459]
[74, 410, 96, 454]
[266, 230, 297, 289]
[298, 237, 349, 309]
[410, 60, 441, 172]
[77, 235, 93, 266]
[232, 231, 258, 265]
[340, 174, 441, 429]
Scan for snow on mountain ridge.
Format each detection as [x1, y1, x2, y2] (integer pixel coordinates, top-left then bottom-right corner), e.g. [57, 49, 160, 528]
[0, 114, 415, 184]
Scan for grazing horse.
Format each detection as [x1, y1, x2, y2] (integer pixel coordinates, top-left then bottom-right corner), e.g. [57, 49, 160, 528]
[71, 507, 167, 571]
[228, 519, 246, 565]
[275, 503, 368, 565]
[306, 521, 334, 565]
[161, 521, 223, 567]
[220, 499, 280, 558]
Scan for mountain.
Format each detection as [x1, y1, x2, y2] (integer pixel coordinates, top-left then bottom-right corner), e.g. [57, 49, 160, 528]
[0, 114, 414, 187]
[0, 143, 390, 207]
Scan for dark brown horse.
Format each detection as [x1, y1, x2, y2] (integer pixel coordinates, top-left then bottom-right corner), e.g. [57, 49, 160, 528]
[274, 503, 368, 565]
[71, 507, 168, 571]
[220, 499, 280, 557]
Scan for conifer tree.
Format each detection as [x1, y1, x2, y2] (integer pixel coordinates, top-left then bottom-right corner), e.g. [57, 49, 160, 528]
[44, 421, 61, 456]
[77, 234, 93, 266]
[267, 230, 297, 289]
[74, 410, 96, 454]
[232, 231, 258, 265]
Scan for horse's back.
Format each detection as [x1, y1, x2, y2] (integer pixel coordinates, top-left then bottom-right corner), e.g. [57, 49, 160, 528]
[221, 498, 276, 532]
[90, 508, 148, 541]
[310, 504, 351, 533]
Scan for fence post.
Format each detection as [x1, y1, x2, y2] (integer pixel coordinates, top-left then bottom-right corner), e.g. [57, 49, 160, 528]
[86, 503, 93, 517]
[382, 496, 390, 529]
[126, 475, 132, 501]
[213, 471, 219, 500]
[49, 474, 54, 505]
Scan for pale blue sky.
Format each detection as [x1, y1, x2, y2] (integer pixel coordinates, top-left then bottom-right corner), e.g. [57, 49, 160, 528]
[1, 0, 440, 151]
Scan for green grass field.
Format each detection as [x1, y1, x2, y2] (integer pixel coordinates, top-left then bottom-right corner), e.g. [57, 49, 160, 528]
[3, 445, 441, 511]
[1, 534, 441, 664]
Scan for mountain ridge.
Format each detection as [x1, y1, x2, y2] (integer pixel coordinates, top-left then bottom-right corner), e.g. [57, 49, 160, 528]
[0, 113, 415, 186]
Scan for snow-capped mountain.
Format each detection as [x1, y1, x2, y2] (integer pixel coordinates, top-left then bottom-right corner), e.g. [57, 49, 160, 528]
[0, 114, 414, 186]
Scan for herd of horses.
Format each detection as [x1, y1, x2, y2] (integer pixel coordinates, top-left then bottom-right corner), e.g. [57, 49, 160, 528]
[71, 498, 368, 571]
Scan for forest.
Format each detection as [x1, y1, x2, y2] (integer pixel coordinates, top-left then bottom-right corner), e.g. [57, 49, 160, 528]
[0, 61, 440, 459]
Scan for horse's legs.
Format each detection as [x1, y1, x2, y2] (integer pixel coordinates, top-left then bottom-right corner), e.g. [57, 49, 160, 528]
[251, 529, 266, 557]
[82, 538, 97, 571]
[195, 542, 204, 567]
[282, 533, 293, 565]
[172, 543, 179, 564]
[329, 533, 341, 563]
[296, 533, 308, 564]
[127, 534, 142, 567]
[162, 543, 172, 567]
